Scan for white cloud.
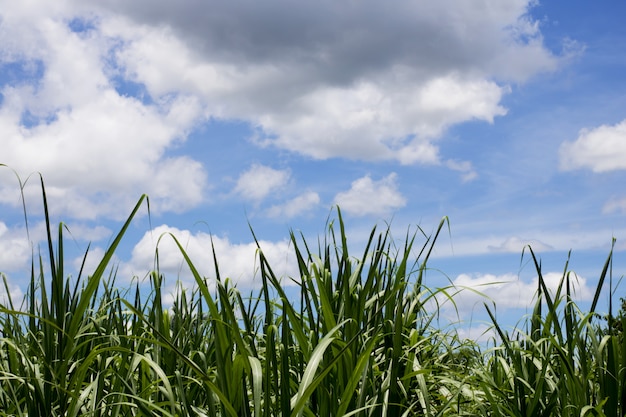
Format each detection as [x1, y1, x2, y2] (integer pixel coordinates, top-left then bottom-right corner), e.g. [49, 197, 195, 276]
[60, 223, 112, 242]
[446, 271, 595, 314]
[267, 191, 320, 219]
[234, 164, 290, 202]
[334, 173, 406, 217]
[0, 7, 208, 220]
[455, 324, 497, 344]
[559, 119, 626, 172]
[75, 0, 558, 166]
[488, 236, 553, 253]
[0, 221, 32, 273]
[0, 0, 568, 221]
[0, 217, 116, 293]
[254, 75, 507, 165]
[0, 274, 24, 307]
[121, 225, 299, 290]
[85, 0, 559, 81]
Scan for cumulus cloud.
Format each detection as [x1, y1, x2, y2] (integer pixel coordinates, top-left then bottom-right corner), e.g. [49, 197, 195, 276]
[267, 191, 320, 219]
[234, 164, 290, 202]
[334, 173, 406, 217]
[0, 217, 116, 295]
[0, 0, 568, 221]
[0, 221, 32, 273]
[253, 75, 507, 165]
[84, 0, 559, 80]
[560, 120, 626, 172]
[446, 271, 595, 315]
[0, 274, 24, 307]
[0, 5, 208, 220]
[71, 246, 109, 278]
[121, 225, 299, 290]
[77, 0, 558, 165]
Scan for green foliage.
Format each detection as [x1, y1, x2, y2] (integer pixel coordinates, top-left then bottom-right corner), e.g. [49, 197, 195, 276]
[479, 244, 625, 417]
[0, 174, 623, 416]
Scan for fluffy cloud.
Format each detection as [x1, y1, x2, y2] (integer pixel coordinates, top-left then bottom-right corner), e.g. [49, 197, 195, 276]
[122, 224, 299, 290]
[334, 173, 406, 217]
[254, 75, 507, 165]
[560, 119, 626, 172]
[267, 191, 320, 219]
[1, 0, 567, 221]
[77, 0, 559, 165]
[0, 5, 208, 220]
[83, 0, 558, 81]
[0, 221, 32, 273]
[93, 13, 510, 165]
[446, 271, 595, 314]
[234, 164, 290, 202]
[0, 275, 24, 307]
[71, 246, 108, 279]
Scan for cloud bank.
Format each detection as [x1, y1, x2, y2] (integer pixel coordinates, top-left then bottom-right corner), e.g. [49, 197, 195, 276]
[0, 0, 565, 219]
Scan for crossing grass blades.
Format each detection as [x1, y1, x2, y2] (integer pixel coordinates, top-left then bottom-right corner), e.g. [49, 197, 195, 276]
[0, 171, 624, 416]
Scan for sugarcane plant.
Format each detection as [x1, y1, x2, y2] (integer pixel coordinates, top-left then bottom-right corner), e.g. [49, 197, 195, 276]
[0, 170, 623, 416]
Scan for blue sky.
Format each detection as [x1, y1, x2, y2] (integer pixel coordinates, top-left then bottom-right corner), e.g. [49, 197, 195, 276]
[1, 1, 625, 339]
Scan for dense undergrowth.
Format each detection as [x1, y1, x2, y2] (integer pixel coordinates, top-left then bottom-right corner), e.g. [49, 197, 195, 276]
[0, 174, 624, 416]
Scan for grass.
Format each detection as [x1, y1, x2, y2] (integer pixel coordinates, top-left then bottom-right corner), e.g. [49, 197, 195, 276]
[0, 174, 624, 416]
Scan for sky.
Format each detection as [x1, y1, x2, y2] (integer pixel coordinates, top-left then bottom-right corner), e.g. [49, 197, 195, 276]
[1, 0, 625, 340]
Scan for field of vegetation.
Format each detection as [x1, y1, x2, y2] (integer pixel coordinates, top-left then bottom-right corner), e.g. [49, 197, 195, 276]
[0, 176, 624, 416]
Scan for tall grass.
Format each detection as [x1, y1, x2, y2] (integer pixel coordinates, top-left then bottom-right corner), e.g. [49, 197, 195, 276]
[479, 245, 625, 417]
[0, 176, 623, 416]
